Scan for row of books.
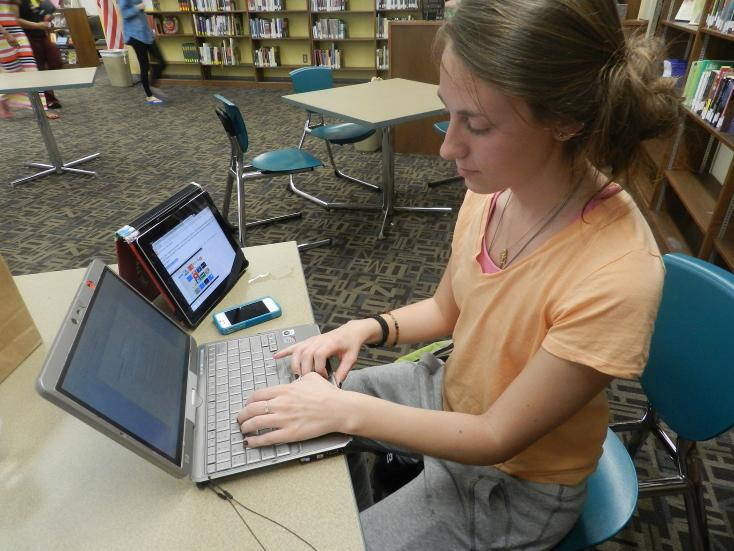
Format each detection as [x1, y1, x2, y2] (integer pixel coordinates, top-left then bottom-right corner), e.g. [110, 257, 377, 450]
[311, 0, 347, 11]
[376, 44, 388, 69]
[376, 0, 418, 9]
[250, 17, 288, 38]
[181, 42, 201, 62]
[706, 0, 734, 33]
[314, 46, 342, 68]
[684, 59, 734, 132]
[312, 18, 347, 39]
[200, 38, 240, 65]
[193, 14, 243, 36]
[188, 0, 238, 11]
[254, 46, 280, 67]
[375, 14, 413, 38]
[248, 0, 283, 10]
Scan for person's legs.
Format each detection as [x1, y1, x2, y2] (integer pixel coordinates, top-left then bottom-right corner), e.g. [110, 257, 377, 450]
[342, 354, 444, 510]
[41, 37, 63, 106]
[343, 354, 587, 550]
[359, 458, 586, 551]
[127, 38, 153, 98]
[147, 40, 166, 83]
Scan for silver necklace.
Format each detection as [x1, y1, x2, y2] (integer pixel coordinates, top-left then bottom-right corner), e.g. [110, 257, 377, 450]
[489, 182, 579, 269]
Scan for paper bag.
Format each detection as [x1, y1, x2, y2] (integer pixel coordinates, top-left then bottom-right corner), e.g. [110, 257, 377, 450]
[0, 254, 42, 384]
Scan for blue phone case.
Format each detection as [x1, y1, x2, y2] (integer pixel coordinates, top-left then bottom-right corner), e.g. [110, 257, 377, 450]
[212, 297, 281, 335]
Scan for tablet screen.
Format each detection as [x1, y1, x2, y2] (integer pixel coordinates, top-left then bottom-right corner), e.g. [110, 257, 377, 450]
[151, 205, 233, 311]
[135, 188, 247, 327]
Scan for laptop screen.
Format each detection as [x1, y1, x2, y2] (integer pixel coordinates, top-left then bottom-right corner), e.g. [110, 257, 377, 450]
[150, 204, 234, 312]
[58, 269, 189, 465]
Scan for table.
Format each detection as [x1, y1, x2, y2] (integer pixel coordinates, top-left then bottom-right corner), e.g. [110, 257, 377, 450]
[1, 67, 100, 187]
[283, 78, 452, 238]
[0, 241, 365, 551]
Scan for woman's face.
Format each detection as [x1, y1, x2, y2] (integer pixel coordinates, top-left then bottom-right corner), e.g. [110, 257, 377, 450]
[438, 46, 563, 195]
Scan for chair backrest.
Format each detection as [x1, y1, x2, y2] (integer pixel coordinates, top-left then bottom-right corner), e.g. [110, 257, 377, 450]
[289, 66, 334, 93]
[641, 253, 734, 441]
[214, 94, 248, 152]
[554, 429, 639, 551]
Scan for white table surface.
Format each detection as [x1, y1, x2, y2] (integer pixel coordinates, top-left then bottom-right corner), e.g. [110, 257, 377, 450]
[282, 77, 445, 129]
[0, 67, 97, 94]
[0, 241, 365, 551]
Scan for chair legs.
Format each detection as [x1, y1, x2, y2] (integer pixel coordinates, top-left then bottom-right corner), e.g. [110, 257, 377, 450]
[289, 123, 380, 209]
[613, 410, 711, 551]
[222, 151, 303, 248]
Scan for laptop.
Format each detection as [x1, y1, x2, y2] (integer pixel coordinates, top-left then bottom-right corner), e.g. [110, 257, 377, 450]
[36, 259, 350, 483]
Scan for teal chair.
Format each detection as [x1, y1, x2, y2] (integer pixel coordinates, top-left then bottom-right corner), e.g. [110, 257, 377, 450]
[428, 121, 463, 187]
[611, 253, 734, 551]
[287, 66, 379, 208]
[214, 94, 329, 250]
[553, 429, 639, 551]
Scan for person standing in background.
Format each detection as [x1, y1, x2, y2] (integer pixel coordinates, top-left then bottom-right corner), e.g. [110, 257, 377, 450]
[17, 0, 62, 109]
[0, 0, 59, 119]
[117, 0, 166, 104]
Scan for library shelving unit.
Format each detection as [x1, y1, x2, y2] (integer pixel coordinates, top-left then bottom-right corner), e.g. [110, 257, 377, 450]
[632, 0, 734, 272]
[144, 0, 423, 86]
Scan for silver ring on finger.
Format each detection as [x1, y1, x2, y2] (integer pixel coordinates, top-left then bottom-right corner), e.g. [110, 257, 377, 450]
[265, 400, 271, 415]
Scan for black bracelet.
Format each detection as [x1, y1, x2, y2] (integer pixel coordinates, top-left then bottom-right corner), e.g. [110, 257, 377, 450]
[367, 314, 389, 348]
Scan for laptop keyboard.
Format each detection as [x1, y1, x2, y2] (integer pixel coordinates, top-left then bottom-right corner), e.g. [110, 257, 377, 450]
[205, 332, 298, 475]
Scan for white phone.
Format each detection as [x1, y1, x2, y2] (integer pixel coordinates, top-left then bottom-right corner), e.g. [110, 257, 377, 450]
[212, 296, 281, 335]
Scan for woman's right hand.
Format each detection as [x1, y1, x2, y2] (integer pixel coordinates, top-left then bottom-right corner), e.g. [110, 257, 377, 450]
[274, 319, 379, 387]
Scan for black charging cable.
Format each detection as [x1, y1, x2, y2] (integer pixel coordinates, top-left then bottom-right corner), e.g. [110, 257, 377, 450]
[207, 482, 318, 551]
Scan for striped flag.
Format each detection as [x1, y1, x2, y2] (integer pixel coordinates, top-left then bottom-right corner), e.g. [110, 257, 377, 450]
[97, 0, 124, 50]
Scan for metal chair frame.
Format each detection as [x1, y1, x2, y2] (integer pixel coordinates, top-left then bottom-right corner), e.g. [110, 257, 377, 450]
[612, 408, 711, 551]
[215, 103, 330, 252]
[608, 253, 734, 551]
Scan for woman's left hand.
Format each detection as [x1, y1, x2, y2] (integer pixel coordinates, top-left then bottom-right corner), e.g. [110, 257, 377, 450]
[236, 372, 346, 448]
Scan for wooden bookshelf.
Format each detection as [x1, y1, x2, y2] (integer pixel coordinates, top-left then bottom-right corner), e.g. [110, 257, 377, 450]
[146, 0, 424, 85]
[637, 0, 734, 272]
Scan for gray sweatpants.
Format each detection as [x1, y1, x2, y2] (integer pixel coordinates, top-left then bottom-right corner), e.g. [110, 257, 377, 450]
[343, 354, 587, 551]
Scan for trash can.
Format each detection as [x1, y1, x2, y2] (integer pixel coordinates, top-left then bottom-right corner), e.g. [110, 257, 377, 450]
[355, 77, 383, 152]
[100, 49, 133, 87]
[354, 128, 382, 152]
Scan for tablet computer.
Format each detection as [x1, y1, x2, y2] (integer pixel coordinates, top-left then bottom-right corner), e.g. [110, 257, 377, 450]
[133, 185, 247, 327]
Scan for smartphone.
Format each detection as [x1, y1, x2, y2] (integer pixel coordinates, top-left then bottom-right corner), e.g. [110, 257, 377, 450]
[212, 296, 281, 335]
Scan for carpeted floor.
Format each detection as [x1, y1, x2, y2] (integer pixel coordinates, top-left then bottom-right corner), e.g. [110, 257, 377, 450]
[1, 67, 732, 550]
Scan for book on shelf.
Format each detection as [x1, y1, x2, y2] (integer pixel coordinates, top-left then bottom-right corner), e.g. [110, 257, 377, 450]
[675, 0, 695, 21]
[313, 45, 342, 68]
[199, 37, 240, 65]
[376, 44, 388, 69]
[182, 42, 200, 63]
[312, 18, 346, 39]
[190, 0, 237, 11]
[146, 14, 163, 34]
[250, 17, 288, 38]
[162, 16, 180, 34]
[194, 13, 242, 36]
[254, 46, 280, 67]
[311, 0, 346, 11]
[377, 0, 419, 10]
[249, 0, 284, 11]
[376, 14, 414, 38]
[689, 0, 706, 25]
[707, 0, 734, 32]
[682, 59, 734, 133]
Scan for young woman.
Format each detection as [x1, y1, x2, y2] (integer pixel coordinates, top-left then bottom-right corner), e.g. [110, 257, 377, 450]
[0, 0, 58, 119]
[17, 0, 63, 108]
[118, 0, 166, 104]
[237, 1, 681, 548]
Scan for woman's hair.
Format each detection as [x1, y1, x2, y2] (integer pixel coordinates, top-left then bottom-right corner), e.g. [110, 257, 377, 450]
[436, 0, 681, 184]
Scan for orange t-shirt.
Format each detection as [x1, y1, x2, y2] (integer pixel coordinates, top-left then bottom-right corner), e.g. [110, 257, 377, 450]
[440, 188, 664, 484]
